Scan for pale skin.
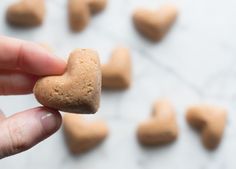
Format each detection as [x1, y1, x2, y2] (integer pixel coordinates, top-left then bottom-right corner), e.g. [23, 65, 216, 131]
[0, 36, 66, 158]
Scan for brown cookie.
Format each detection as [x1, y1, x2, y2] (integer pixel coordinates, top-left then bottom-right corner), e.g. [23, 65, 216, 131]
[33, 49, 101, 114]
[68, 0, 90, 32]
[86, 0, 107, 14]
[102, 47, 132, 90]
[133, 4, 178, 41]
[6, 0, 45, 27]
[137, 100, 178, 146]
[186, 104, 227, 150]
[63, 113, 108, 154]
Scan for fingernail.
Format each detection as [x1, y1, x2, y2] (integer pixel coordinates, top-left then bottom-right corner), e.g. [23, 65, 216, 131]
[40, 111, 61, 135]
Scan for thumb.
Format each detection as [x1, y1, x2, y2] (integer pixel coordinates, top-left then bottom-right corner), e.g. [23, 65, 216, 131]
[0, 107, 62, 159]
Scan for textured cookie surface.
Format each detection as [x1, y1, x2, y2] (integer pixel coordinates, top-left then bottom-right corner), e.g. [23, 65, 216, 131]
[102, 47, 132, 89]
[6, 0, 45, 27]
[137, 100, 178, 145]
[133, 4, 177, 41]
[63, 113, 108, 154]
[33, 49, 101, 114]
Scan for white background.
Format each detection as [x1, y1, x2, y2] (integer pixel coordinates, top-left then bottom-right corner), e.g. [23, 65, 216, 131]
[1, 0, 236, 168]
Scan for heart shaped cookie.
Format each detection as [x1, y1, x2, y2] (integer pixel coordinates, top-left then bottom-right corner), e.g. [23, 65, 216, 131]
[33, 49, 101, 114]
[6, 0, 45, 27]
[133, 4, 178, 41]
[137, 100, 178, 145]
[102, 47, 132, 89]
[63, 113, 109, 154]
[186, 105, 227, 150]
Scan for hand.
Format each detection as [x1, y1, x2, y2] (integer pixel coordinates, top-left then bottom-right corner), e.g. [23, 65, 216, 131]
[0, 36, 66, 159]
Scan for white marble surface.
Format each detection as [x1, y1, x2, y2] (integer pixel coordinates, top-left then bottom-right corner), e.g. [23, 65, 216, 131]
[1, 0, 236, 168]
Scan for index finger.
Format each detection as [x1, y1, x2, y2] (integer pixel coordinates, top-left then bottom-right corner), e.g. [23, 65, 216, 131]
[0, 36, 66, 76]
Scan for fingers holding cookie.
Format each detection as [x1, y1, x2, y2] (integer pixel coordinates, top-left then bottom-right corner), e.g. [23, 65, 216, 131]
[0, 36, 66, 76]
[0, 70, 37, 95]
[0, 107, 61, 159]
